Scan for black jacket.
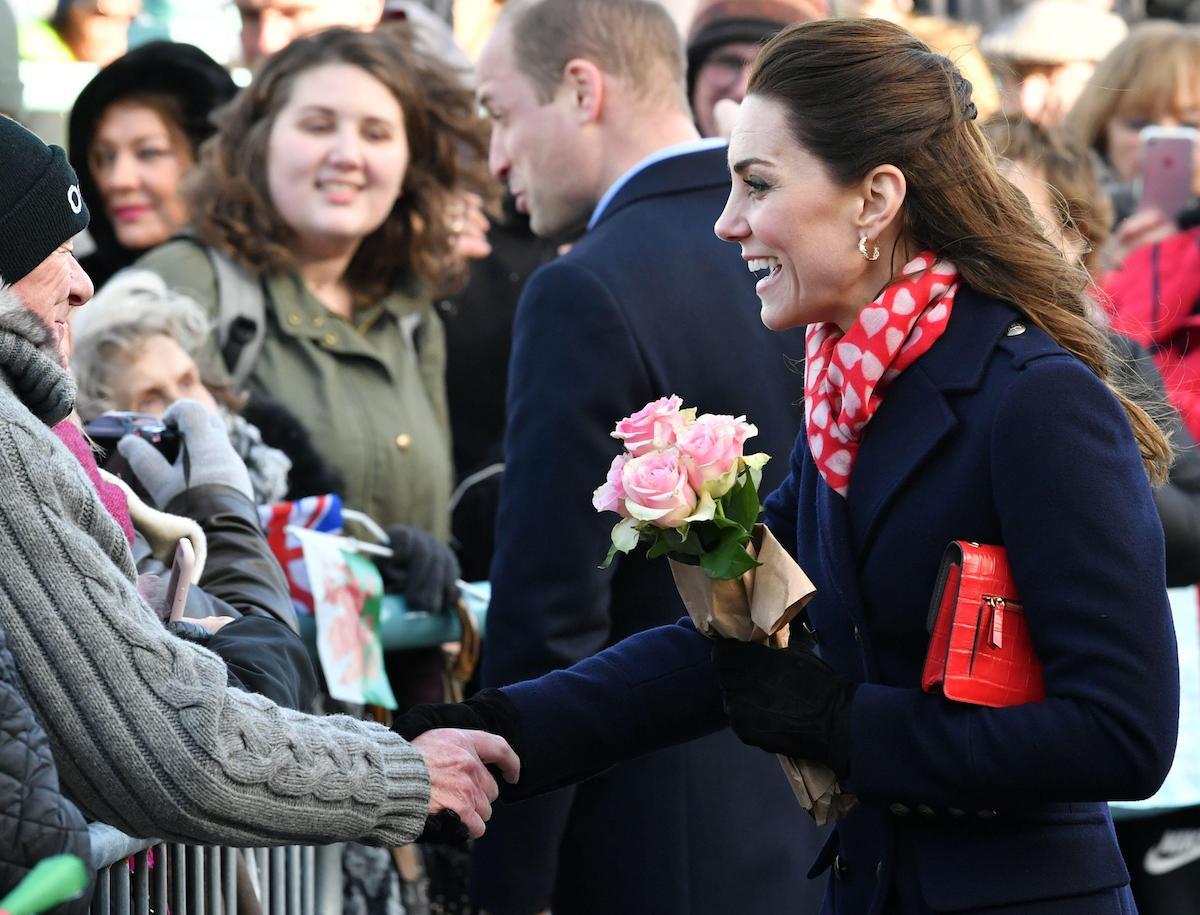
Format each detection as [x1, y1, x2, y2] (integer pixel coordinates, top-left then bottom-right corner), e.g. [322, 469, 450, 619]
[128, 483, 316, 710]
[0, 621, 92, 912]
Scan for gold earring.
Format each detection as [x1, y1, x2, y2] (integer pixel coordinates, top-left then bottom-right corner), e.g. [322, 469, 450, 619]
[858, 236, 881, 261]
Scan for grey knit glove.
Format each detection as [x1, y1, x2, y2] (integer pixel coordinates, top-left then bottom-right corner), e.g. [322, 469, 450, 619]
[118, 400, 254, 508]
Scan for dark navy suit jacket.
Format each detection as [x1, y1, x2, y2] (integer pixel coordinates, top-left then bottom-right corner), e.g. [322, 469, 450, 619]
[473, 146, 825, 915]
[502, 289, 1180, 914]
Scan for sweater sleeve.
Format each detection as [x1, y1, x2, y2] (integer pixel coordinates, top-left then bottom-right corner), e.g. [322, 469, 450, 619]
[0, 417, 431, 848]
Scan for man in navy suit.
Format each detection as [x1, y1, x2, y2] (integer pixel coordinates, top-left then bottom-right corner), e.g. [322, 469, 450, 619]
[470, 1, 824, 913]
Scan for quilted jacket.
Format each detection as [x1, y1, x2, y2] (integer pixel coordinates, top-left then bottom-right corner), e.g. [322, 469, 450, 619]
[0, 618, 92, 912]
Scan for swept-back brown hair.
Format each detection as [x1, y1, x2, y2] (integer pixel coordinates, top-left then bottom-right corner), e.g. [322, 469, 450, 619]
[750, 18, 1170, 481]
[186, 24, 492, 302]
[502, 0, 687, 111]
[1066, 21, 1200, 161]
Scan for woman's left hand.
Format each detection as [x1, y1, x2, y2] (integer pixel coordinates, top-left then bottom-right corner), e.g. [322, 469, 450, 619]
[712, 638, 857, 776]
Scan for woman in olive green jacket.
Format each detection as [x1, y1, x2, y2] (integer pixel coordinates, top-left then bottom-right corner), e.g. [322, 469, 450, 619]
[137, 25, 489, 545]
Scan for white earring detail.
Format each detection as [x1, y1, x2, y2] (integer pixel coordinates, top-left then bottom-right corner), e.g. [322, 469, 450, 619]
[858, 236, 880, 261]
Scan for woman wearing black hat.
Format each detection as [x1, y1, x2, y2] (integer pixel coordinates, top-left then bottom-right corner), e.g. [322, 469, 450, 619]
[68, 40, 237, 289]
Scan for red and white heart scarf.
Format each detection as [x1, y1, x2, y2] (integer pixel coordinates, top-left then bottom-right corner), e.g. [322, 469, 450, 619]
[805, 252, 960, 496]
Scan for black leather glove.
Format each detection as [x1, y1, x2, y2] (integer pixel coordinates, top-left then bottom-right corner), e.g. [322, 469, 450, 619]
[378, 525, 461, 614]
[712, 638, 857, 778]
[165, 619, 213, 645]
[394, 689, 525, 846]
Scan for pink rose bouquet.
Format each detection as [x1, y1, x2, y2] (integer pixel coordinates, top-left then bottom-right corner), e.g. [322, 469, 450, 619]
[593, 395, 769, 578]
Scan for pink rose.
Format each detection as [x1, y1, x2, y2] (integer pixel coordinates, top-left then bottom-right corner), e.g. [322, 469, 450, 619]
[592, 452, 631, 515]
[675, 414, 757, 496]
[612, 395, 688, 456]
[620, 448, 698, 528]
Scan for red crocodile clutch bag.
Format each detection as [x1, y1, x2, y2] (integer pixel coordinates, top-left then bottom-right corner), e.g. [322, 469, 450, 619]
[921, 541, 1045, 707]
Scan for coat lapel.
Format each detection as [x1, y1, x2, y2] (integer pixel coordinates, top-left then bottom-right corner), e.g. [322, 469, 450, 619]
[847, 288, 1019, 557]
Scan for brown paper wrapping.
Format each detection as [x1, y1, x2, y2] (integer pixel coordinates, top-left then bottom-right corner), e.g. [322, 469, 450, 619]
[670, 524, 859, 826]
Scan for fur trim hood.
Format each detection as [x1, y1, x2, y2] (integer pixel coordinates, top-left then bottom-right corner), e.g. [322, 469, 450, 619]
[0, 283, 75, 425]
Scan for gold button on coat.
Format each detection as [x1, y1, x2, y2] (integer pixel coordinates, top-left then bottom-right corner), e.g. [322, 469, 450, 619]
[323, 332, 338, 346]
[286, 312, 302, 326]
[395, 433, 413, 450]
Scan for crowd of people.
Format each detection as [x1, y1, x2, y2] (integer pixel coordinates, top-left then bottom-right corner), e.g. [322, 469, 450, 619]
[1, 0, 1199, 913]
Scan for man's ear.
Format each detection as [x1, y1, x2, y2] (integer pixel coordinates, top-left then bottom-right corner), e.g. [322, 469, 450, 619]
[855, 164, 906, 242]
[560, 58, 605, 124]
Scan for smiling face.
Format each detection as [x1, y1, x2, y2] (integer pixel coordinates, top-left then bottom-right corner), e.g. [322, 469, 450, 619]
[11, 243, 95, 367]
[266, 62, 409, 259]
[90, 101, 193, 252]
[715, 95, 872, 331]
[476, 25, 598, 240]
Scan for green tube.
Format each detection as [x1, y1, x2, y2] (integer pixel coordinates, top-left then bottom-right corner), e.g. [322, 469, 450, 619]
[0, 855, 90, 915]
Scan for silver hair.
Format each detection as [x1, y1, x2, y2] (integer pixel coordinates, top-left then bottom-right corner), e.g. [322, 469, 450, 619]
[70, 268, 215, 421]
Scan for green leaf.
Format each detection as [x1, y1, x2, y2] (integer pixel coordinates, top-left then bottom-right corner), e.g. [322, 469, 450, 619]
[646, 536, 673, 559]
[725, 472, 762, 532]
[700, 526, 762, 579]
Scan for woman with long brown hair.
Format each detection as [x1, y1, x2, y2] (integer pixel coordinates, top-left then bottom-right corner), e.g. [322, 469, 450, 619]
[138, 24, 491, 620]
[396, 16, 1179, 913]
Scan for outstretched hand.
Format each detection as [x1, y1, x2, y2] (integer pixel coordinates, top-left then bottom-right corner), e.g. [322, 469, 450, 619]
[412, 728, 520, 839]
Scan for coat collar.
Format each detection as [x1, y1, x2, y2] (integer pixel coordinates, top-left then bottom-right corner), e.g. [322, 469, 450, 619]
[591, 146, 730, 230]
[845, 287, 1025, 555]
[0, 284, 75, 426]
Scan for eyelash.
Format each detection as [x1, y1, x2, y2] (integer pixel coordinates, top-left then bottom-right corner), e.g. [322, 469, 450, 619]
[744, 176, 770, 196]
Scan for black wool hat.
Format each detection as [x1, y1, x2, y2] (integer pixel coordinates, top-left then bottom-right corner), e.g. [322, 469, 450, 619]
[0, 118, 90, 285]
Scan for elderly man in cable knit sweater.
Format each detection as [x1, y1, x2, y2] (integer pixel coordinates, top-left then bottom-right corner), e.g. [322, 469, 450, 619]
[0, 115, 518, 847]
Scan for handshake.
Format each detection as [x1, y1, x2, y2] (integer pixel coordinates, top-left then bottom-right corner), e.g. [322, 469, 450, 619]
[400, 689, 523, 841]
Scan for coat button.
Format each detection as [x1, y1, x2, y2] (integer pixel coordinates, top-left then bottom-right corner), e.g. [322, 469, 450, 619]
[322, 332, 339, 346]
[286, 312, 302, 326]
[395, 433, 412, 450]
[1005, 321, 1026, 336]
[833, 854, 849, 880]
[947, 808, 966, 819]
[311, 314, 326, 327]
[888, 802, 910, 816]
[976, 809, 998, 819]
[917, 804, 936, 818]
[852, 624, 862, 642]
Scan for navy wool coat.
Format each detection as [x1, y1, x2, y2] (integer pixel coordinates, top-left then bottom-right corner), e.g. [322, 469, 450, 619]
[473, 146, 826, 915]
[501, 288, 1180, 914]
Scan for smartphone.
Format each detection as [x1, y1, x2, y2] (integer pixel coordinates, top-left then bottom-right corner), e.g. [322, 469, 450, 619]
[1138, 126, 1196, 221]
[164, 539, 195, 623]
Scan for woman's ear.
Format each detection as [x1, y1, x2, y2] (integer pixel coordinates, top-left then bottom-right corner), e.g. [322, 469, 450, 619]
[561, 59, 605, 125]
[855, 164, 906, 241]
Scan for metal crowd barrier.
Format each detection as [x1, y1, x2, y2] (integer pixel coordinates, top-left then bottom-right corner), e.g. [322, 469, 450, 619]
[88, 824, 344, 915]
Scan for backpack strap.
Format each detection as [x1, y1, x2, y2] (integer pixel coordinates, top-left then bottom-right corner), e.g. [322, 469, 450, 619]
[168, 234, 268, 388]
[206, 246, 268, 389]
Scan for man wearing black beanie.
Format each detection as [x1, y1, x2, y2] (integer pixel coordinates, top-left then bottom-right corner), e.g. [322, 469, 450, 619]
[0, 116, 93, 365]
[685, 0, 824, 137]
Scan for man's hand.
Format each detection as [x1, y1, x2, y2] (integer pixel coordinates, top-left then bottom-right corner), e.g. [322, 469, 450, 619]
[412, 728, 520, 839]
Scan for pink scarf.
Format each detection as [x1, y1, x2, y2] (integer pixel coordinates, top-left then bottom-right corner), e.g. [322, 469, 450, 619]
[805, 252, 960, 496]
[52, 420, 135, 546]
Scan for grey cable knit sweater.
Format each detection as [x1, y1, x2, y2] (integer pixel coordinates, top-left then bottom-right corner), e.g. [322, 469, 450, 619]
[0, 288, 431, 847]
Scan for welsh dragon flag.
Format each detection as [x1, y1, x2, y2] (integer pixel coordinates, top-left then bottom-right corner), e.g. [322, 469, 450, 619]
[289, 526, 398, 709]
